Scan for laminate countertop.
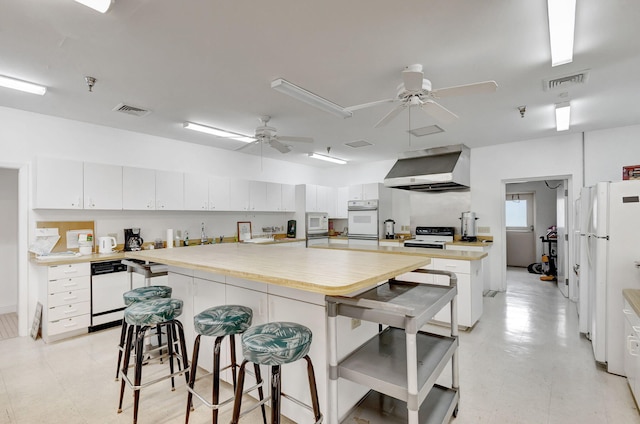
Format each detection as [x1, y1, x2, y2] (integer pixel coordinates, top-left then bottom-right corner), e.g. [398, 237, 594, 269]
[124, 243, 431, 296]
[623, 289, 640, 316]
[310, 244, 488, 261]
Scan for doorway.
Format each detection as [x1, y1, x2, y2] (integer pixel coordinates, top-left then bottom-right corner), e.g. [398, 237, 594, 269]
[0, 168, 19, 339]
[505, 192, 536, 267]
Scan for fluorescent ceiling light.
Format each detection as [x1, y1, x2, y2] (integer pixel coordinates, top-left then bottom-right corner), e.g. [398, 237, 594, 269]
[74, 0, 113, 13]
[547, 0, 576, 66]
[271, 78, 352, 119]
[309, 153, 347, 165]
[555, 102, 571, 131]
[0, 75, 47, 95]
[183, 122, 254, 142]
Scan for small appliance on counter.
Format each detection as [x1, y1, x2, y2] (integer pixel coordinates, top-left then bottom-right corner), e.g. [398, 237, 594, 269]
[287, 220, 296, 238]
[384, 219, 396, 239]
[98, 236, 117, 254]
[460, 211, 478, 242]
[124, 228, 144, 251]
[404, 227, 454, 249]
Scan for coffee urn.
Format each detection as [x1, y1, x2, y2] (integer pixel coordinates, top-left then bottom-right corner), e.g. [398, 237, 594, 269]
[384, 219, 396, 239]
[460, 212, 478, 242]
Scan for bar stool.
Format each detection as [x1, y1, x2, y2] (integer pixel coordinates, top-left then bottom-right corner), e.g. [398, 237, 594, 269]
[118, 297, 190, 424]
[230, 322, 322, 424]
[115, 285, 173, 380]
[185, 305, 266, 424]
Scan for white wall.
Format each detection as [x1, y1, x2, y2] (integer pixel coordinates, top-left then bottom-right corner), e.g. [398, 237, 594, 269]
[0, 169, 18, 314]
[584, 124, 640, 186]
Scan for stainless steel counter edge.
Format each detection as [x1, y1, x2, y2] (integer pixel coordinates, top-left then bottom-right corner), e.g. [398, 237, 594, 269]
[311, 244, 488, 261]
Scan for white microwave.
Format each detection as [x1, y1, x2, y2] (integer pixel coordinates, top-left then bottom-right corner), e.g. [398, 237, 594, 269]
[306, 212, 329, 234]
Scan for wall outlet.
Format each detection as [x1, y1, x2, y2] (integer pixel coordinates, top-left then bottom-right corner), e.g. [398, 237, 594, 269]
[351, 318, 361, 330]
[477, 226, 490, 234]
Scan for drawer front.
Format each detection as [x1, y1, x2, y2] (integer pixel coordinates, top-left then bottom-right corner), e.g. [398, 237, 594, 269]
[49, 301, 90, 321]
[48, 263, 90, 280]
[431, 258, 471, 274]
[48, 276, 90, 294]
[48, 288, 90, 307]
[48, 314, 91, 336]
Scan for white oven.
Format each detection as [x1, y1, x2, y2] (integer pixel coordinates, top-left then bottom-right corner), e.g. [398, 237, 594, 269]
[347, 199, 379, 240]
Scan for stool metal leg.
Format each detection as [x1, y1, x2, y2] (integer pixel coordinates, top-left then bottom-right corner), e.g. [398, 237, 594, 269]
[254, 364, 267, 424]
[115, 320, 128, 381]
[175, 320, 191, 384]
[166, 322, 177, 391]
[212, 336, 223, 424]
[118, 324, 135, 413]
[230, 360, 248, 424]
[304, 355, 322, 422]
[133, 325, 148, 424]
[229, 334, 237, 389]
[185, 334, 201, 423]
[271, 365, 282, 424]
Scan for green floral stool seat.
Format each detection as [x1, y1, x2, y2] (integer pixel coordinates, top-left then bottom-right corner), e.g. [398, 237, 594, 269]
[185, 305, 265, 424]
[115, 285, 173, 381]
[231, 322, 322, 424]
[123, 285, 172, 306]
[118, 298, 190, 424]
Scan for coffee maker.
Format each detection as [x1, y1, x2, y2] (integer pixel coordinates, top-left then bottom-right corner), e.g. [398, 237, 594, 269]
[124, 228, 144, 251]
[286, 220, 296, 238]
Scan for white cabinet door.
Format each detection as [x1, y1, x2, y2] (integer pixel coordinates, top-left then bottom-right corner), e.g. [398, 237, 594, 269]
[156, 170, 184, 210]
[167, 272, 194, 348]
[249, 181, 268, 211]
[266, 182, 282, 211]
[229, 180, 250, 211]
[316, 185, 330, 213]
[123, 167, 156, 210]
[335, 186, 349, 218]
[209, 176, 230, 210]
[305, 184, 318, 211]
[184, 173, 209, 211]
[348, 184, 363, 201]
[325, 187, 337, 218]
[35, 157, 84, 209]
[83, 162, 122, 210]
[362, 183, 379, 200]
[193, 277, 227, 374]
[281, 183, 296, 212]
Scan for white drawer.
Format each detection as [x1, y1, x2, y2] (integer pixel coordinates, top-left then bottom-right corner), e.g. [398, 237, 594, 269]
[48, 263, 90, 280]
[49, 301, 90, 321]
[48, 314, 91, 336]
[48, 288, 90, 307]
[431, 258, 471, 274]
[48, 276, 90, 294]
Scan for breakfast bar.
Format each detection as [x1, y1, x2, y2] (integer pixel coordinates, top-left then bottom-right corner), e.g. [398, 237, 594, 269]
[124, 243, 436, 423]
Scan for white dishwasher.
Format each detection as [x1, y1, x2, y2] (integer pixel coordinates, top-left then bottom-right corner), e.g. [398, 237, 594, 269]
[90, 260, 130, 330]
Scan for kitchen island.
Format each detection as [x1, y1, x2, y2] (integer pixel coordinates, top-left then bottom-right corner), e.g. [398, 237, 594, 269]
[124, 243, 433, 423]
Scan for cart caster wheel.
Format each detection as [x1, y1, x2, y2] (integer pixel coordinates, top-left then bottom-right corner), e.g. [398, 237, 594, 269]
[453, 405, 459, 417]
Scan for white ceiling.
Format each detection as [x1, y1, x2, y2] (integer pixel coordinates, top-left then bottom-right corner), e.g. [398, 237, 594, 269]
[2, 0, 640, 167]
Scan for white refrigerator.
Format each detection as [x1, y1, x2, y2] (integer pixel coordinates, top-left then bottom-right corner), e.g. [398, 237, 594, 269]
[585, 180, 640, 375]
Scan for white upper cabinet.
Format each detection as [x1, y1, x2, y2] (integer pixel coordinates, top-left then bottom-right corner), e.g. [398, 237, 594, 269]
[83, 162, 122, 210]
[305, 184, 318, 212]
[281, 183, 296, 212]
[35, 157, 84, 209]
[335, 186, 349, 218]
[266, 182, 282, 212]
[156, 170, 184, 210]
[123, 167, 155, 210]
[349, 183, 381, 201]
[184, 173, 209, 211]
[348, 184, 363, 201]
[209, 176, 230, 211]
[249, 181, 268, 211]
[229, 179, 250, 211]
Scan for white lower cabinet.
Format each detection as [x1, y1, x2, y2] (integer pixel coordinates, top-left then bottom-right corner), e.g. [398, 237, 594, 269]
[45, 263, 91, 341]
[624, 299, 640, 402]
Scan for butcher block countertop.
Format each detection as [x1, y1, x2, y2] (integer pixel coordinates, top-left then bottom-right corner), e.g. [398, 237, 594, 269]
[124, 243, 431, 296]
[623, 289, 640, 316]
[311, 244, 488, 261]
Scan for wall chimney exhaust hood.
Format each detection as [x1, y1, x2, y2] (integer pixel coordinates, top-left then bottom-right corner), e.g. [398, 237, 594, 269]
[384, 144, 470, 191]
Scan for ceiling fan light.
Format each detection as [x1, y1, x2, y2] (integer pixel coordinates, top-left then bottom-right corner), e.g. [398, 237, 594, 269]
[547, 0, 576, 66]
[555, 102, 571, 131]
[74, 0, 113, 13]
[183, 122, 253, 142]
[0, 75, 47, 95]
[309, 153, 347, 165]
[271, 78, 353, 119]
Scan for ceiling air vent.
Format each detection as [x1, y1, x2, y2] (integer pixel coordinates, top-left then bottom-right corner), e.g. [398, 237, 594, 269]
[543, 70, 590, 91]
[408, 125, 444, 137]
[344, 140, 372, 148]
[112, 103, 151, 117]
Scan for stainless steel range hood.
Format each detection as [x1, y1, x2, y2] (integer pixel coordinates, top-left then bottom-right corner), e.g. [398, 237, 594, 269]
[384, 144, 470, 191]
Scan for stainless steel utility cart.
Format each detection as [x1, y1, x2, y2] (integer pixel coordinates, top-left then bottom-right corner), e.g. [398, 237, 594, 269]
[326, 269, 459, 424]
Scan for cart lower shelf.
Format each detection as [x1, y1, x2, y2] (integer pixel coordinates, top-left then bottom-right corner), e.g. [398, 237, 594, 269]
[341, 386, 459, 424]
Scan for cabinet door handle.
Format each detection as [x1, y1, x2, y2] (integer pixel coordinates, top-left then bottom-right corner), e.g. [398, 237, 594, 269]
[63, 283, 78, 287]
[63, 322, 78, 328]
[63, 269, 78, 274]
[63, 295, 78, 301]
[63, 308, 78, 315]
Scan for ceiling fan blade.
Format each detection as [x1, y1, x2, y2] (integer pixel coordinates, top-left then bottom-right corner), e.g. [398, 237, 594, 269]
[277, 135, 314, 143]
[345, 98, 395, 112]
[269, 139, 292, 154]
[420, 100, 459, 124]
[235, 140, 259, 151]
[402, 66, 424, 91]
[432, 80, 498, 98]
[374, 103, 407, 128]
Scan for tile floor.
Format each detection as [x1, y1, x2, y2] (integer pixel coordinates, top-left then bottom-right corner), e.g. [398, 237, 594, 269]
[1, 268, 639, 423]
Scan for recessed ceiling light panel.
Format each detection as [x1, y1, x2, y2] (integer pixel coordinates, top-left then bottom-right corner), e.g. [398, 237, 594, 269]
[408, 125, 444, 137]
[344, 140, 372, 148]
[0, 75, 47, 95]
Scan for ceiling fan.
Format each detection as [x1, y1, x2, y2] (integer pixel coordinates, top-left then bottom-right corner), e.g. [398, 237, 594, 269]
[345, 64, 498, 127]
[236, 116, 313, 154]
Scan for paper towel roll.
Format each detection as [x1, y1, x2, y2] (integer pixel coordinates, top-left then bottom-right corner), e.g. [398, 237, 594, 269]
[166, 229, 173, 248]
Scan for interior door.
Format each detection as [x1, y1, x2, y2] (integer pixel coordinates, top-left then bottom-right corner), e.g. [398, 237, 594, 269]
[505, 192, 536, 267]
[556, 181, 569, 297]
